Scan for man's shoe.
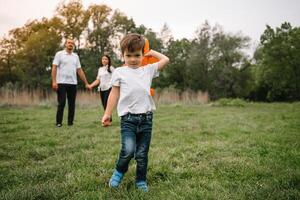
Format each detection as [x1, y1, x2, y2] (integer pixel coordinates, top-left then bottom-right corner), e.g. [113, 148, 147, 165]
[68, 122, 73, 126]
[56, 123, 62, 127]
[109, 170, 124, 188]
[136, 181, 148, 192]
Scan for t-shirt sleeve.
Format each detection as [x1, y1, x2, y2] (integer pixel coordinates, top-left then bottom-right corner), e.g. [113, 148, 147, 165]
[145, 63, 159, 79]
[96, 68, 101, 80]
[110, 69, 121, 87]
[111, 66, 115, 72]
[52, 52, 60, 66]
[76, 55, 81, 69]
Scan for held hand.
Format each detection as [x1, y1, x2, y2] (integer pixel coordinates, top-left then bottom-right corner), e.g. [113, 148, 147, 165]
[89, 85, 94, 90]
[52, 82, 58, 91]
[85, 84, 91, 91]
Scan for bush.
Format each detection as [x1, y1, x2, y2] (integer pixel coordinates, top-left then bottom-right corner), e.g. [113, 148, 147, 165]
[213, 98, 247, 107]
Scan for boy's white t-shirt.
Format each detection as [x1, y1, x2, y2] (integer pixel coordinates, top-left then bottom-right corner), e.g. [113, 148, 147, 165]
[52, 50, 81, 85]
[110, 63, 159, 117]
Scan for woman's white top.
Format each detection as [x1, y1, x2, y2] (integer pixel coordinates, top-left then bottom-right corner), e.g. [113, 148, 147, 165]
[96, 65, 115, 91]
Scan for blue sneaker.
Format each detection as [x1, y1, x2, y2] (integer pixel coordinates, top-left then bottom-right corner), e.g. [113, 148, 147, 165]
[109, 170, 124, 188]
[136, 181, 148, 192]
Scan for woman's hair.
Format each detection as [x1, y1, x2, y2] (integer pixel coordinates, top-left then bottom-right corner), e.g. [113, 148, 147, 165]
[102, 54, 112, 73]
[120, 33, 145, 55]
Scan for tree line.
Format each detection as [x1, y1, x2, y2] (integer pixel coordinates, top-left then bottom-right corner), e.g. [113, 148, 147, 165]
[0, 0, 299, 101]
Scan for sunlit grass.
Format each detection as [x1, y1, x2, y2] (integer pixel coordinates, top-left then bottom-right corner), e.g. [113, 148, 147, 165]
[0, 102, 299, 199]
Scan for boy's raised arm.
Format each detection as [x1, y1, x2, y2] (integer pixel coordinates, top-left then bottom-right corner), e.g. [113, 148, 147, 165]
[145, 50, 169, 71]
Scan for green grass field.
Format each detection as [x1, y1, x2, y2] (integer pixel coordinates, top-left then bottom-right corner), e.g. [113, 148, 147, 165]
[1, 103, 300, 199]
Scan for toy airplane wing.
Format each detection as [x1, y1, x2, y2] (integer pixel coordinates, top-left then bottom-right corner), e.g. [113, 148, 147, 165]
[141, 38, 159, 66]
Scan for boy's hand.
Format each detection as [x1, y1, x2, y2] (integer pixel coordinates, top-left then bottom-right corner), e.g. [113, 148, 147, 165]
[142, 50, 159, 66]
[144, 49, 169, 70]
[144, 50, 154, 57]
[101, 114, 111, 127]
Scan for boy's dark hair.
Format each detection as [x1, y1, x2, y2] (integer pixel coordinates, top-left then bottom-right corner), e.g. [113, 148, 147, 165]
[120, 33, 145, 55]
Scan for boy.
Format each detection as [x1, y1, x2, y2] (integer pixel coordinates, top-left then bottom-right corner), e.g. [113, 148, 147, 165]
[102, 33, 169, 192]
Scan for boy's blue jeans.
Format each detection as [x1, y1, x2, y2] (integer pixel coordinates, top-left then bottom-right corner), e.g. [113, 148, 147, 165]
[115, 112, 153, 181]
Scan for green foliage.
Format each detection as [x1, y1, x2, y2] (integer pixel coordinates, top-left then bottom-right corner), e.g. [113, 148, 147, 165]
[159, 21, 252, 98]
[253, 22, 300, 101]
[208, 29, 251, 99]
[185, 22, 213, 92]
[56, 0, 89, 46]
[0, 38, 19, 84]
[86, 4, 113, 54]
[159, 39, 191, 90]
[0, 1, 298, 102]
[0, 1, 158, 90]
[164, 22, 251, 99]
[0, 18, 62, 88]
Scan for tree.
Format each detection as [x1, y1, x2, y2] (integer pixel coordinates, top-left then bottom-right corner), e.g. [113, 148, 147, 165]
[80, 4, 114, 81]
[0, 38, 19, 85]
[209, 28, 251, 99]
[159, 38, 191, 90]
[81, 6, 137, 82]
[3, 17, 62, 88]
[254, 22, 300, 101]
[86, 4, 113, 54]
[159, 23, 173, 49]
[184, 21, 251, 99]
[186, 21, 212, 92]
[56, 0, 89, 52]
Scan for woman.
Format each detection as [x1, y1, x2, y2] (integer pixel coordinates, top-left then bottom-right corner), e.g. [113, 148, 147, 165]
[88, 55, 115, 124]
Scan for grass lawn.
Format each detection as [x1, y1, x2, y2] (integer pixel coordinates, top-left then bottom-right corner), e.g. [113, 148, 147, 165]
[0, 103, 300, 199]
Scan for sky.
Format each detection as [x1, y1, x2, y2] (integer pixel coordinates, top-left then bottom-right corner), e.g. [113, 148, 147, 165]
[1, 0, 300, 49]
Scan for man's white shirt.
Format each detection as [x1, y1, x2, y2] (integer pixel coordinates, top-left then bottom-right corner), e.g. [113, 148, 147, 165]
[53, 50, 81, 85]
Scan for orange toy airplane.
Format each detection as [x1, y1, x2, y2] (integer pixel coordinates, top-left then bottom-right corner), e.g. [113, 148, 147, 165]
[142, 38, 159, 66]
[142, 38, 158, 97]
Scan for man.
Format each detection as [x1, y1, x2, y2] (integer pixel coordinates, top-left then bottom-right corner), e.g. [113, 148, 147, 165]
[51, 38, 89, 127]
